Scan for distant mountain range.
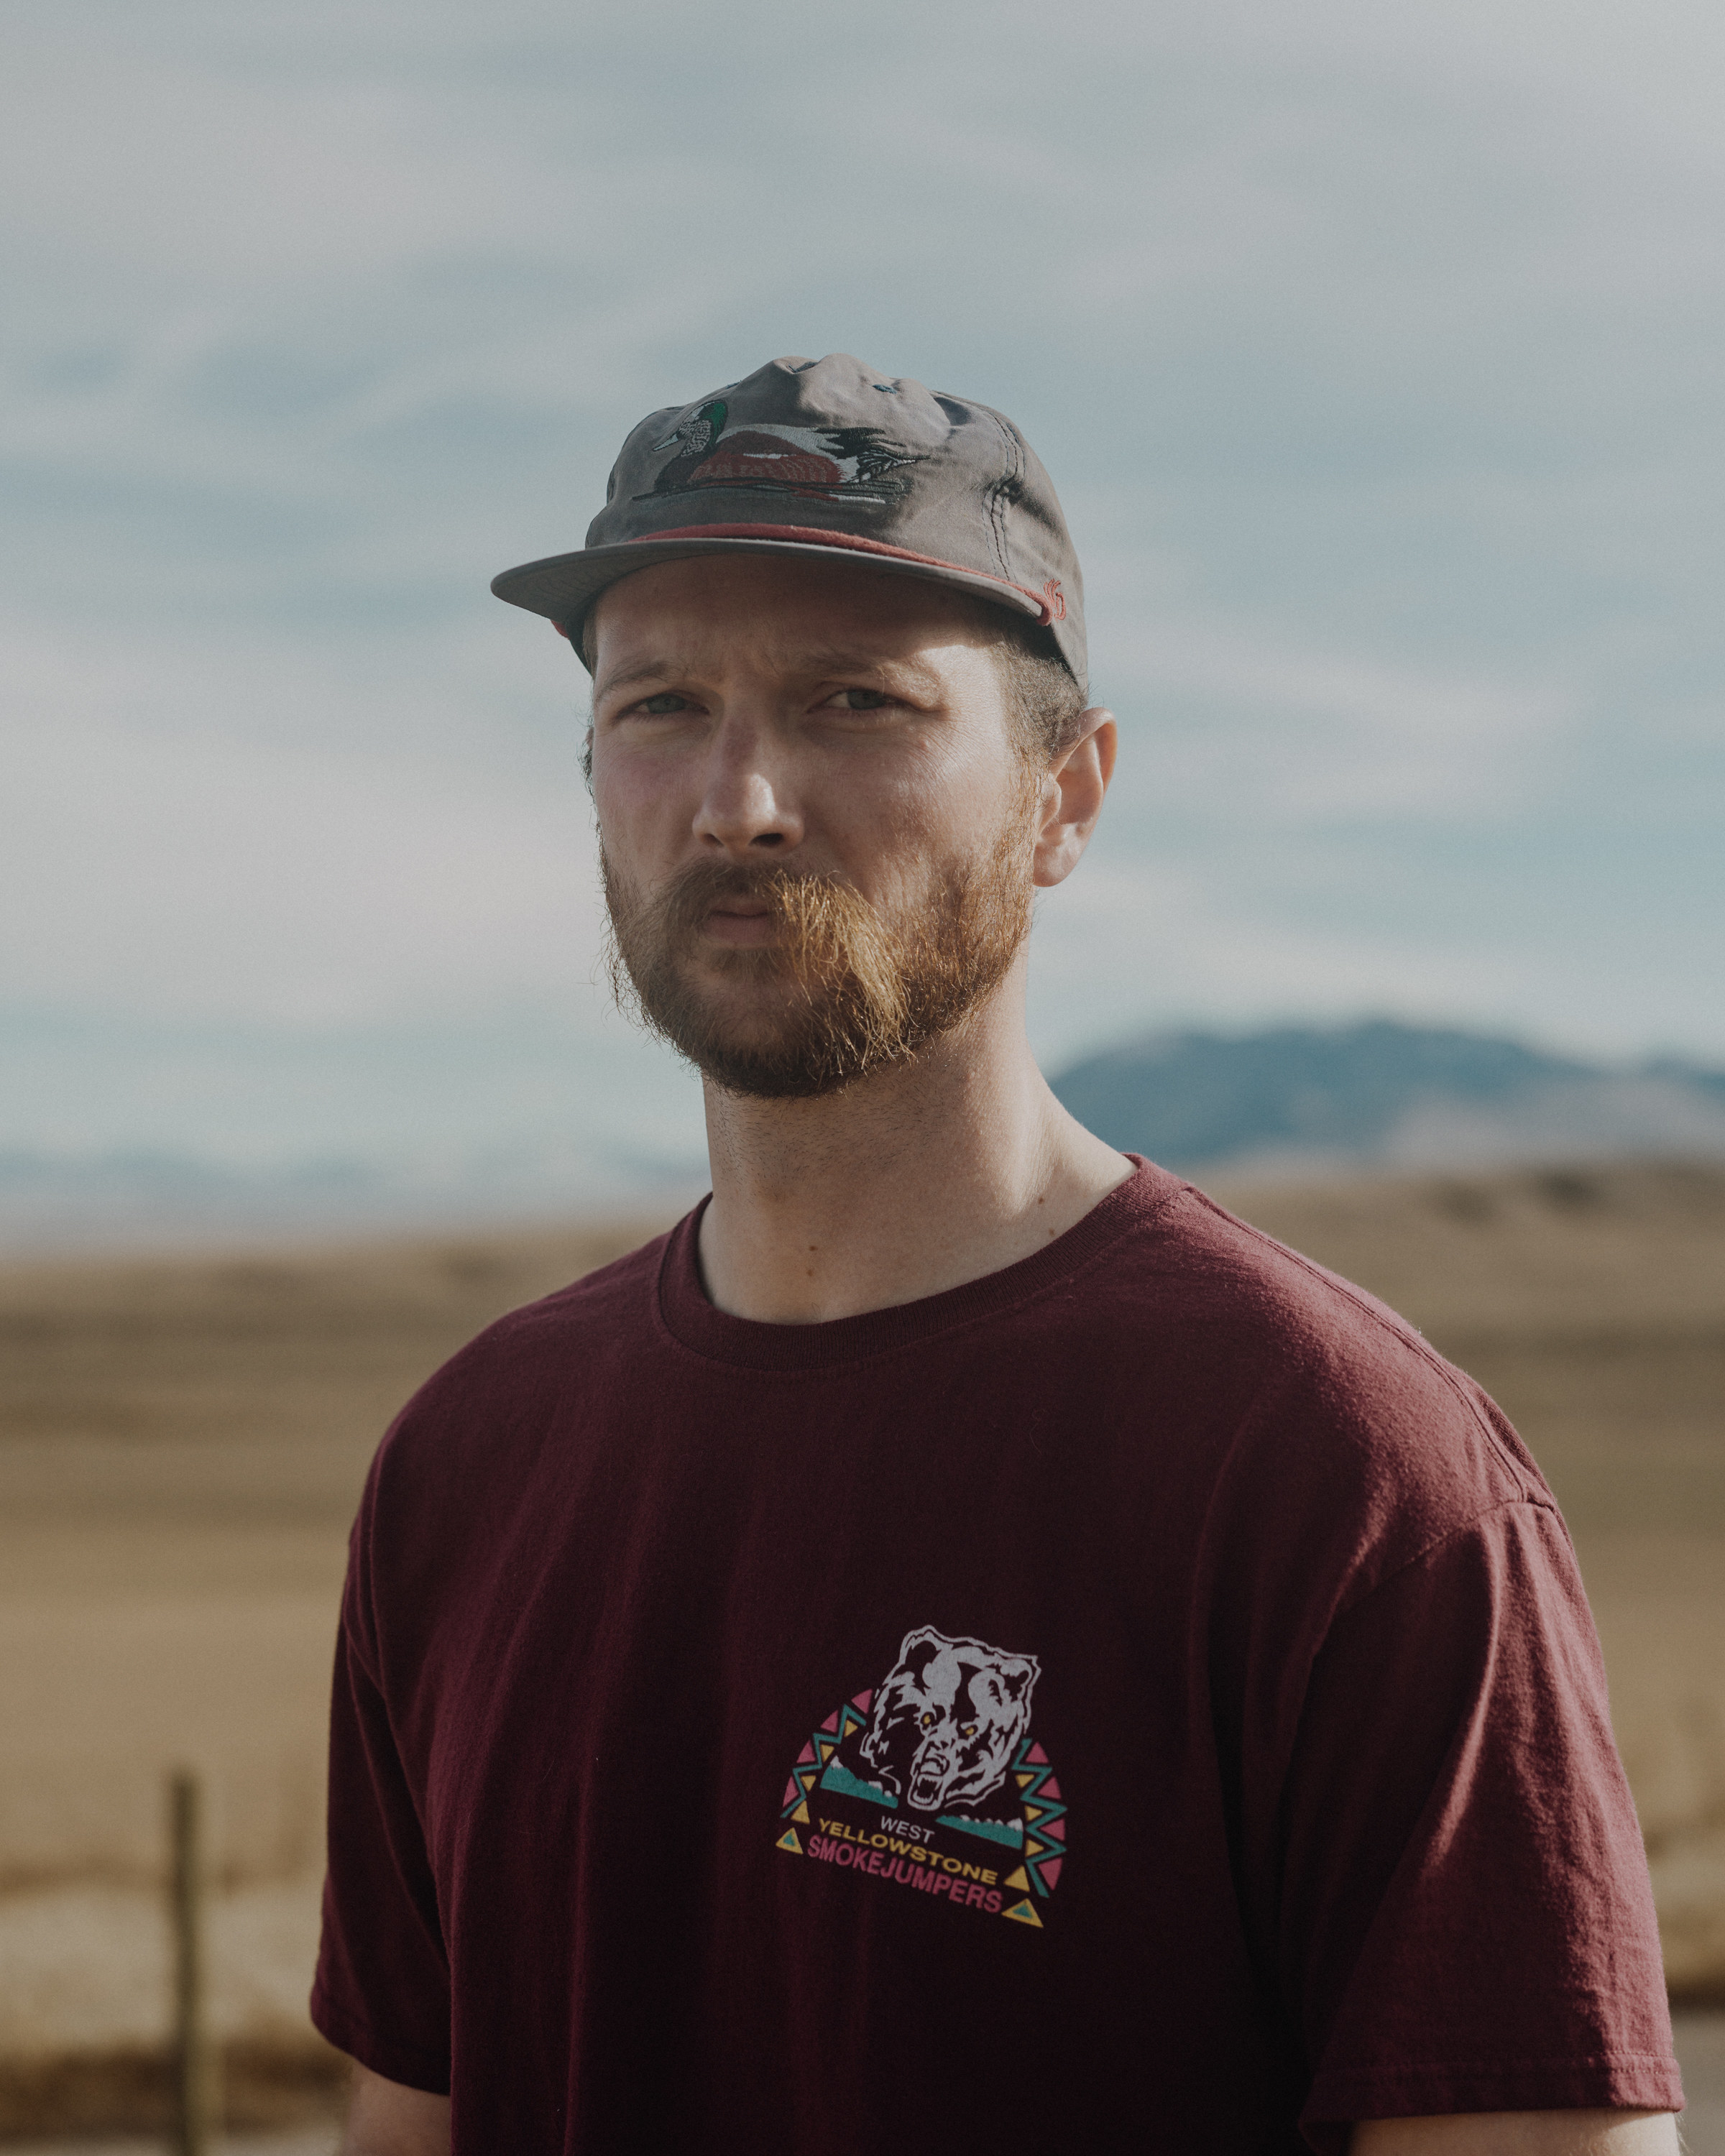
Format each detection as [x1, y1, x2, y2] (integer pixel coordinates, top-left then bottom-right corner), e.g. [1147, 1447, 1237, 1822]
[1049, 1021, 1725, 1175]
[6, 1021, 1724, 1256]
[0, 1143, 704, 1258]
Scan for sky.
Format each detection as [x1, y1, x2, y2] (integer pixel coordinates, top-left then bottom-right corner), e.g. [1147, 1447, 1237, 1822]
[4, 0, 1722, 1200]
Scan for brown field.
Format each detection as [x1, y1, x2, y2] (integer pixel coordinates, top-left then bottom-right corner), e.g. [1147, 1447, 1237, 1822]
[1, 1164, 1722, 2138]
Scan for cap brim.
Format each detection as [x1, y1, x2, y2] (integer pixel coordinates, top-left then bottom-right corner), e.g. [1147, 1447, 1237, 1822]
[491, 533, 1046, 659]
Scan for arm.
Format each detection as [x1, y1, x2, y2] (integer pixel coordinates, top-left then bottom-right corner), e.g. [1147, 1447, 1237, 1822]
[1353, 2109, 1679, 2153]
[315, 1511, 455, 2142]
[340, 2063, 451, 2156]
[1272, 1506, 1682, 2142]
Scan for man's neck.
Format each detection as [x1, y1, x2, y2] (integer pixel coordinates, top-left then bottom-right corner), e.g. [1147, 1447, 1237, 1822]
[696, 982, 1131, 1323]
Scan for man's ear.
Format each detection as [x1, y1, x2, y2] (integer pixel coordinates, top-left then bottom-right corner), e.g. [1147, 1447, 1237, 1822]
[1032, 708, 1116, 890]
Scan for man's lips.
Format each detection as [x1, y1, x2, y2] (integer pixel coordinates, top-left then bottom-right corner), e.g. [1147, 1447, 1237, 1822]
[702, 898, 778, 947]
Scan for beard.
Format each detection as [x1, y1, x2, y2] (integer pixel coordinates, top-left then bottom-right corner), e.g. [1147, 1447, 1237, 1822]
[601, 804, 1036, 1101]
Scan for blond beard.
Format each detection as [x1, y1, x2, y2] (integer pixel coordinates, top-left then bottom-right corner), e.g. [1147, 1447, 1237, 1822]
[601, 797, 1037, 1100]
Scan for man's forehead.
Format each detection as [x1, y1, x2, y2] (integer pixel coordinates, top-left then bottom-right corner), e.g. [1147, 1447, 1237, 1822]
[596, 550, 995, 632]
[590, 558, 998, 685]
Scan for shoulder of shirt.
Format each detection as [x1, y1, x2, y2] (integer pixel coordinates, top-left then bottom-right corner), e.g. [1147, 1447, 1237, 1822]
[367, 1223, 674, 1454]
[1092, 1174, 1555, 1575]
[481, 1226, 673, 1342]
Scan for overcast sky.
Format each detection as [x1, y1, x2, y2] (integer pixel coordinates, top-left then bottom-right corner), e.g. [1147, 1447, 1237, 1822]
[4, 0, 1722, 1185]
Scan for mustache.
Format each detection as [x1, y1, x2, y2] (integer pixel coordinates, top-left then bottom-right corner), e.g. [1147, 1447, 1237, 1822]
[656, 856, 827, 934]
[604, 851, 911, 1031]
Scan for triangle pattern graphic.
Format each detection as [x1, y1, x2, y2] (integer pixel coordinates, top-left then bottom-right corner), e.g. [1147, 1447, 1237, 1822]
[779, 1690, 1067, 1930]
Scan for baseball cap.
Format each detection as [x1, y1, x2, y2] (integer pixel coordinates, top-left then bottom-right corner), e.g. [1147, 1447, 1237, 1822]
[490, 352, 1087, 691]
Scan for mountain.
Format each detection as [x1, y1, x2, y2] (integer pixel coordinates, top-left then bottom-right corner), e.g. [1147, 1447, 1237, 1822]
[0, 1143, 704, 1258]
[9, 1021, 1725, 1256]
[1049, 1021, 1725, 1174]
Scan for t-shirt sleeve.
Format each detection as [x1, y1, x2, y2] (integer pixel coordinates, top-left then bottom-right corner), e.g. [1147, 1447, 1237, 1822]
[1276, 1498, 1682, 2151]
[309, 1517, 453, 2094]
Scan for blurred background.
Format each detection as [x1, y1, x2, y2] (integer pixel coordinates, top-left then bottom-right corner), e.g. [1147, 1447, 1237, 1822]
[2, 0, 1722, 2145]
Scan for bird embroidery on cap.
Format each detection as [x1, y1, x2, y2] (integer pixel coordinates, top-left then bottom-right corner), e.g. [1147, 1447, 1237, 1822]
[643, 402, 925, 505]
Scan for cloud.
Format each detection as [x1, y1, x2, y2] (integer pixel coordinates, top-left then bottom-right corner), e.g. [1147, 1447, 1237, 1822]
[1100, 621, 1575, 821]
[1, 0, 1721, 1184]
[0, 615, 599, 1026]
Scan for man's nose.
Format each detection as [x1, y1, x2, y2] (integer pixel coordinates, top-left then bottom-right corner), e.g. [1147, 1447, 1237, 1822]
[693, 719, 805, 857]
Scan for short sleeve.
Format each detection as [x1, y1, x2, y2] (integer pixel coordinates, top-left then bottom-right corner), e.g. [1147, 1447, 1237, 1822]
[310, 1518, 453, 2094]
[1276, 1500, 1682, 2150]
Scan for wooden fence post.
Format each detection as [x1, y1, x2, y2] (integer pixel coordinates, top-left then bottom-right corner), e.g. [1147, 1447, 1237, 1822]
[169, 1767, 221, 2156]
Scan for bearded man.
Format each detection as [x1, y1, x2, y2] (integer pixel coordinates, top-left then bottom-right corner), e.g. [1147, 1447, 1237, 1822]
[313, 356, 1683, 2155]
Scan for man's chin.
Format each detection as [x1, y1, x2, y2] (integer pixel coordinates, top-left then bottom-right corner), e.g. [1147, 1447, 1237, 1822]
[665, 969, 810, 1041]
[633, 970, 884, 1098]
[661, 1009, 856, 1102]
[701, 1059, 858, 1105]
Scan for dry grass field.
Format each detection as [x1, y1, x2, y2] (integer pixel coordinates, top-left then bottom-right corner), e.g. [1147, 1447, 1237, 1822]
[1, 1162, 1721, 2138]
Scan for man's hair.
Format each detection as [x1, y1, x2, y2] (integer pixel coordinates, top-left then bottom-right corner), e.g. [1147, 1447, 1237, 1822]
[987, 613, 1090, 766]
[576, 598, 1088, 786]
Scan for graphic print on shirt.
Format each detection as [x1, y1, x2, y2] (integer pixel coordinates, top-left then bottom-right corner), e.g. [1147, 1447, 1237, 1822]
[638, 399, 927, 504]
[776, 1626, 1067, 1929]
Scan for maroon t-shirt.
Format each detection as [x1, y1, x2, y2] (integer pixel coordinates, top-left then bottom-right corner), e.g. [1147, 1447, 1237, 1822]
[312, 1159, 1681, 2152]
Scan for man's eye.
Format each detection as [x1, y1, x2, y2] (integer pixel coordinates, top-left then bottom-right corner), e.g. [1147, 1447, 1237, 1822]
[640, 693, 689, 714]
[830, 688, 889, 711]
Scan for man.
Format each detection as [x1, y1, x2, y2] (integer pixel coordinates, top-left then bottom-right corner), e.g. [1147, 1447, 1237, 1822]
[313, 354, 1683, 2153]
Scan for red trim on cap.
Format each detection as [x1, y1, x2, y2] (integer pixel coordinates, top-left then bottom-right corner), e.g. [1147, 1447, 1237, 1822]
[635, 522, 1061, 626]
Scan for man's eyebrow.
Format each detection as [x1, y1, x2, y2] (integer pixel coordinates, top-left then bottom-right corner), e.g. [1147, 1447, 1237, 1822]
[790, 647, 947, 693]
[594, 655, 687, 699]
[594, 648, 949, 700]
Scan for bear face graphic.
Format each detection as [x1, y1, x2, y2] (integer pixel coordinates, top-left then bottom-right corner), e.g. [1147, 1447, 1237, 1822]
[858, 1627, 1041, 1814]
